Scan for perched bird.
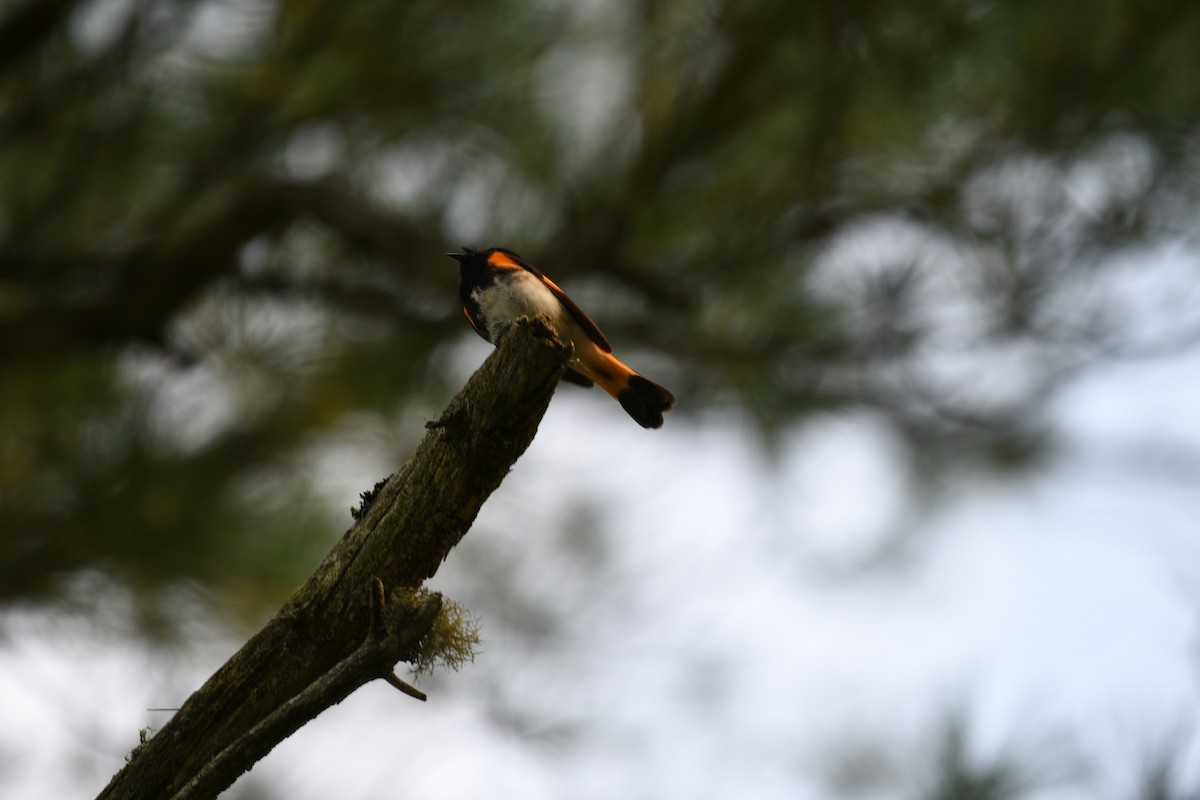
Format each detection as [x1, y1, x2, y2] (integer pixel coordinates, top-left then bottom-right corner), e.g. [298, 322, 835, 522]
[449, 247, 675, 429]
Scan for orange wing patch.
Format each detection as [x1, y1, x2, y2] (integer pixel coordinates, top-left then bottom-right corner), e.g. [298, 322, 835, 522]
[486, 251, 524, 271]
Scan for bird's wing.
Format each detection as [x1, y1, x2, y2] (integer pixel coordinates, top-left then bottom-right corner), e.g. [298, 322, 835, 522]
[462, 306, 489, 341]
[488, 249, 613, 353]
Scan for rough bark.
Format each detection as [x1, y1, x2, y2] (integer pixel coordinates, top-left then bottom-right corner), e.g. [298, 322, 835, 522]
[96, 316, 570, 800]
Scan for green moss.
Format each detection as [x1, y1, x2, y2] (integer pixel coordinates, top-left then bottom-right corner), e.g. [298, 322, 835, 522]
[410, 596, 480, 679]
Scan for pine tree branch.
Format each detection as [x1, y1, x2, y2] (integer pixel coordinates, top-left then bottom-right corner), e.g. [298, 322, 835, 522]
[96, 315, 571, 800]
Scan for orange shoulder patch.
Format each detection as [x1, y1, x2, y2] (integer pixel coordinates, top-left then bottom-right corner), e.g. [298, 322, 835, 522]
[487, 251, 523, 271]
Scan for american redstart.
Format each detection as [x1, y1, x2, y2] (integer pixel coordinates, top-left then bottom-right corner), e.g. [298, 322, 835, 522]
[449, 247, 675, 428]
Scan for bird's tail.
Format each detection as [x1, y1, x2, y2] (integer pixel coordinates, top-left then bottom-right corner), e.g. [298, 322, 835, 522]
[584, 350, 676, 429]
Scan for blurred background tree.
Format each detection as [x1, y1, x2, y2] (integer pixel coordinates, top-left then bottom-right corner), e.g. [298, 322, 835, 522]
[2, 0, 1200, 797]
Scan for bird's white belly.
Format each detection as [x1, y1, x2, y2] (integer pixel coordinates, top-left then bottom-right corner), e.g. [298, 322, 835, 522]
[473, 271, 568, 336]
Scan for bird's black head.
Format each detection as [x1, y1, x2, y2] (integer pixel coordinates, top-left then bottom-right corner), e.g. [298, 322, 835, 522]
[447, 247, 529, 267]
[447, 246, 531, 280]
[448, 247, 507, 305]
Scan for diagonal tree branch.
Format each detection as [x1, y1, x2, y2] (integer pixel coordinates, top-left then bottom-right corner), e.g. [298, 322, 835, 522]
[96, 315, 571, 800]
[169, 580, 443, 800]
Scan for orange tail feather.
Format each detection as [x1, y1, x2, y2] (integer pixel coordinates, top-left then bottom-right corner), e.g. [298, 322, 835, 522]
[582, 350, 675, 429]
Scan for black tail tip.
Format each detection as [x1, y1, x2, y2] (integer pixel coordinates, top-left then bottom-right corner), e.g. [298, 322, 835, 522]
[618, 375, 676, 429]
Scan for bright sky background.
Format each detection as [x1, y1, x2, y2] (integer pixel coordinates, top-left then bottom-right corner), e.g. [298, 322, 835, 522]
[3, 327, 1200, 799]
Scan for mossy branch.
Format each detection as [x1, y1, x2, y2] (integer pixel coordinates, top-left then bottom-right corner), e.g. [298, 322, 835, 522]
[97, 315, 570, 800]
[170, 581, 441, 800]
